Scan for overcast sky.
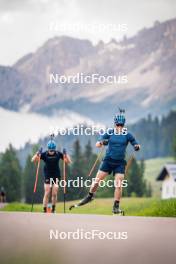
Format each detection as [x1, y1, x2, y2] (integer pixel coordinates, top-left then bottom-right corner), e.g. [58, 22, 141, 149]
[0, 0, 176, 65]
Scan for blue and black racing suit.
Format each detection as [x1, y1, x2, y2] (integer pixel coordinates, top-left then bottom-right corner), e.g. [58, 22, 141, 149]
[99, 129, 139, 174]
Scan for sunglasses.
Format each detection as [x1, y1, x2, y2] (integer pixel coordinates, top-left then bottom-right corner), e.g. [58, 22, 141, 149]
[115, 124, 124, 127]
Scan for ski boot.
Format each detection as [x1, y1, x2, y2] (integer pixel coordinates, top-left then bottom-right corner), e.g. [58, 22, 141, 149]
[69, 192, 94, 210]
[112, 201, 124, 216]
[112, 207, 125, 216]
[47, 203, 52, 213]
[51, 205, 56, 213]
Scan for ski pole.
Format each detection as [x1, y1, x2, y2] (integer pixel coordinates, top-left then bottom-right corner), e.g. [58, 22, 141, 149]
[125, 152, 135, 176]
[63, 150, 67, 213]
[31, 157, 41, 212]
[88, 146, 104, 177]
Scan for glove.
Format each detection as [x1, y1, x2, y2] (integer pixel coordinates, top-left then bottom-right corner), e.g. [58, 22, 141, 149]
[37, 147, 43, 156]
[63, 148, 67, 155]
[134, 145, 140, 151]
[101, 140, 109, 146]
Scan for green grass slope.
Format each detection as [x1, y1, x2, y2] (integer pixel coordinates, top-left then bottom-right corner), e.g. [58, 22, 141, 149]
[1, 197, 176, 217]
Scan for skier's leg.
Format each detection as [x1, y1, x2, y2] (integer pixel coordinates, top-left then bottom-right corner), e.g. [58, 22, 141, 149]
[113, 173, 124, 214]
[114, 173, 124, 201]
[90, 170, 108, 193]
[51, 183, 59, 213]
[77, 170, 108, 206]
[43, 183, 51, 212]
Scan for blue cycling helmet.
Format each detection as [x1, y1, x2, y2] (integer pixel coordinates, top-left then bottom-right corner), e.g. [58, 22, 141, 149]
[114, 114, 126, 125]
[47, 140, 56, 150]
[114, 108, 126, 125]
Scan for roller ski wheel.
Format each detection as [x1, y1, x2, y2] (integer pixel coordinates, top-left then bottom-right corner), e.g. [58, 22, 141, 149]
[69, 204, 78, 210]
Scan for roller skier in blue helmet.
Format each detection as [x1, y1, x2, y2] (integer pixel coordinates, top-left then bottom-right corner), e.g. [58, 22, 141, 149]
[31, 137, 71, 213]
[77, 109, 140, 214]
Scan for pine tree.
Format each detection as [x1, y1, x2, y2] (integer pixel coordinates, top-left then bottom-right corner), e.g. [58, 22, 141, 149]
[0, 144, 22, 202]
[146, 182, 152, 197]
[153, 116, 160, 156]
[84, 140, 92, 160]
[68, 140, 86, 200]
[71, 140, 84, 178]
[173, 134, 176, 160]
[126, 158, 146, 197]
[84, 140, 98, 177]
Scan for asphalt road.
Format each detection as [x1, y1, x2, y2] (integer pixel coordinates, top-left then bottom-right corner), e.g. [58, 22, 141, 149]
[0, 212, 176, 264]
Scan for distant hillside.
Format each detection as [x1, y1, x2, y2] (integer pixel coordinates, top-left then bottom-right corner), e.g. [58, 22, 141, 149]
[17, 110, 176, 167]
[0, 18, 176, 123]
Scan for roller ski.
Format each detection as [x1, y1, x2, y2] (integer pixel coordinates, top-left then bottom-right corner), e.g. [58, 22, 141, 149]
[112, 201, 125, 216]
[113, 208, 125, 216]
[69, 192, 94, 210]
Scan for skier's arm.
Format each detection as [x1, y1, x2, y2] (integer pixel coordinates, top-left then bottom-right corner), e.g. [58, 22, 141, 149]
[64, 154, 72, 164]
[96, 139, 109, 148]
[128, 133, 141, 151]
[96, 132, 110, 148]
[31, 148, 43, 162]
[96, 141, 103, 148]
[31, 153, 40, 162]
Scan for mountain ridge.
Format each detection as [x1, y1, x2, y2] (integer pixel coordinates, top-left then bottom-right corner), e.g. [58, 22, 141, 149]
[0, 18, 176, 123]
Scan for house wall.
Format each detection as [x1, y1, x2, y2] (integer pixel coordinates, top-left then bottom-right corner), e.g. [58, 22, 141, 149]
[162, 175, 176, 199]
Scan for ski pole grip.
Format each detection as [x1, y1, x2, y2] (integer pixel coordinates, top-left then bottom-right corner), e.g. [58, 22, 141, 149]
[37, 147, 43, 156]
[63, 148, 67, 155]
[134, 145, 140, 151]
[102, 139, 109, 146]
